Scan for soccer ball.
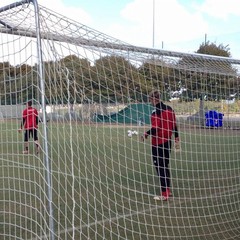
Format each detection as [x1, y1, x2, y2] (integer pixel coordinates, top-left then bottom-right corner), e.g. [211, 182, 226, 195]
[127, 130, 138, 137]
[128, 132, 132, 137]
[127, 130, 133, 137]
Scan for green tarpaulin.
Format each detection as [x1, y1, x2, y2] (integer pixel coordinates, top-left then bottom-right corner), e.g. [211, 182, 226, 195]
[94, 103, 153, 125]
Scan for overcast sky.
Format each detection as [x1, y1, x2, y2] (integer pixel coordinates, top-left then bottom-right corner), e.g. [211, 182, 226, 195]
[1, 0, 240, 59]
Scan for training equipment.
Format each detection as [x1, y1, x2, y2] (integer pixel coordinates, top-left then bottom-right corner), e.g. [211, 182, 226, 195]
[127, 130, 138, 137]
[1, 1, 240, 240]
[127, 130, 133, 137]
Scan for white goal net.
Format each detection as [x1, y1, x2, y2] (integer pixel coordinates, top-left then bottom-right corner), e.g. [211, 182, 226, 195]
[0, 1, 240, 239]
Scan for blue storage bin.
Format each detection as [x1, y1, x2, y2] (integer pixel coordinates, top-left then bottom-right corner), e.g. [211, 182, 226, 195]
[205, 110, 224, 127]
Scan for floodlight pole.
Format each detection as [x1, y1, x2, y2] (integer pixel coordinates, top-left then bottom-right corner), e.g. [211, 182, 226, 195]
[152, 0, 155, 48]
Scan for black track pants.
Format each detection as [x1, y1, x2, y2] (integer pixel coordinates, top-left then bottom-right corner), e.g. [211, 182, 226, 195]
[152, 140, 172, 192]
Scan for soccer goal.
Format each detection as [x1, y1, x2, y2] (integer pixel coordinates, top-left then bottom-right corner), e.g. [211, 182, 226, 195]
[0, 1, 240, 239]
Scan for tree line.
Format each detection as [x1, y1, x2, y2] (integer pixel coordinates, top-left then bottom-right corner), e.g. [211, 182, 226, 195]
[0, 41, 239, 105]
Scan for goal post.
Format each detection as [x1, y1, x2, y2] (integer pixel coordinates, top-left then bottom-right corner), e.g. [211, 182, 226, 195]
[0, 1, 54, 239]
[0, 1, 240, 240]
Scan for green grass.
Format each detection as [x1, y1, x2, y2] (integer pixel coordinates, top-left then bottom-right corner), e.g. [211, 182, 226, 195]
[1, 121, 240, 239]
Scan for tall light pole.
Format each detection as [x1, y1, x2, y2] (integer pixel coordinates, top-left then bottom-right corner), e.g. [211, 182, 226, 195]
[152, 0, 155, 48]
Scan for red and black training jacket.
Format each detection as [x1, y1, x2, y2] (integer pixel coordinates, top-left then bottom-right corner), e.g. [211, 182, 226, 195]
[146, 102, 179, 146]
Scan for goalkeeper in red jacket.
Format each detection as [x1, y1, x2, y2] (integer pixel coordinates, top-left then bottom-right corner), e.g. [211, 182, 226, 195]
[18, 101, 40, 154]
[141, 90, 179, 201]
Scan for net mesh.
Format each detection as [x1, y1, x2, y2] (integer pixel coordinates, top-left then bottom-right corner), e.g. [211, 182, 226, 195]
[0, 1, 240, 240]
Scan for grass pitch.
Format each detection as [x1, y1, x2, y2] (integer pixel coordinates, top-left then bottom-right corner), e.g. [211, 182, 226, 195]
[1, 121, 240, 239]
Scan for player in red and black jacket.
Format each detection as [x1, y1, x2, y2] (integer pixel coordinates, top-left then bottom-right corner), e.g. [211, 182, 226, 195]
[141, 90, 179, 201]
[18, 100, 40, 154]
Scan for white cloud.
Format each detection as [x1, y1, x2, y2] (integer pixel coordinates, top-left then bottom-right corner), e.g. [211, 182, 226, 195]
[195, 0, 240, 19]
[1, 0, 240, 58]
[101, 0, 239, 58]
[102, 0, 208, 49]
[40, 0, 92, 25]
[1, 0, 92, 25]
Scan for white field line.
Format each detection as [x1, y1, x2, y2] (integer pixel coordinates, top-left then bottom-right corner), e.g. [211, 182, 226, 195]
[32, 186, 239, 240]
